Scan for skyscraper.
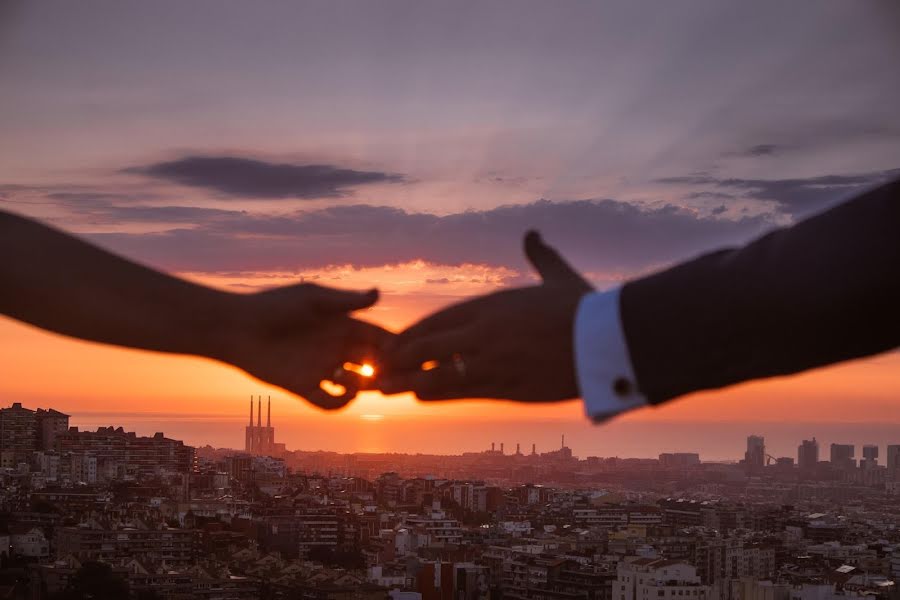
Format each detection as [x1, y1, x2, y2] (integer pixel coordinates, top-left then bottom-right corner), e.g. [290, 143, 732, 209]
[798, 438, 819, 472]
[830, 443, 856, 470]
[745, 435, 766, 471]
[861, 445, 878, 470]
[887, 445, 900, 476]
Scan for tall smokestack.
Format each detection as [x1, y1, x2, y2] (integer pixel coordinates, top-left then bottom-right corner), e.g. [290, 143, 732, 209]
[257, 397, 262, 427]
[500, 443, 504, 454]
[491, 442, 495, 452]
[532, 443, 536, 455]
[267, 396, 271, 427]
[250, 396, 254, 426]
[561, 434, 565, 449]
[516, 443, 521, 455]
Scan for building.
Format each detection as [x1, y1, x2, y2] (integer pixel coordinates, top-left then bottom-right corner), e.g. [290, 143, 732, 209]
[9, 526, 50, 558]
[798, 438, 819, 473]
[830, 443, 855, 470]
[403, 504, 463, 545]
[0, 402, 38, 467]
[36, 407, 70, 450]
[745, 436, 766, 471]
[245, 395, 283, 455]
[613, 557, 709, 600]
[659, 453, 701, 468]
[0, 404, 72, 468]
[887, 444, 900, 478]
[861, 445, 878, 470]
[56, 524, 196, 566]
[56, 426, 194, 478]
[71, 453, 98, 484]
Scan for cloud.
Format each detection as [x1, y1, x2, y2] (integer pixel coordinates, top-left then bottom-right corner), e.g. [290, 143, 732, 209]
[743, 144, 781, 157]
[86, 198, 774, 276]
[124, 155, 404, 199]
[42, 192, 246, 224]
[659, 167, 900, 217]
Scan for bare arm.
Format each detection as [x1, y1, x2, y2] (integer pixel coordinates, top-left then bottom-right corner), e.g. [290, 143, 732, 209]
[0, 209, 390, 409]
[0, 209, 232, 355]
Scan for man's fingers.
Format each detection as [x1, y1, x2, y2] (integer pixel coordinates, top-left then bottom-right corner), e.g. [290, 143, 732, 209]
[303, 384, 357, 411]
[524, 230, 589, 288]
[386, 299, 483, 351]
[307, 284, 379, 314]
[379, 357, 486, 399]
[383, 326, 480, 371]
[345, 321, 395, 355]
[330, 367, 377, 391]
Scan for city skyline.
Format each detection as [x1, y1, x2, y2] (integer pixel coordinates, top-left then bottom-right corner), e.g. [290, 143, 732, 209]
[5, 400, 900, 474]
[6, 400, 898, 465]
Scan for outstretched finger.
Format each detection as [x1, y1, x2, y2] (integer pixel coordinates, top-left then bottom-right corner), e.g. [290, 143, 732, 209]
[524, 230, 590, 288]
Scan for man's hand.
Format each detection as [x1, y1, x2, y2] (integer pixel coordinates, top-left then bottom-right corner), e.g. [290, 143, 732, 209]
[379, 231, 592, 401]
[212, 284, 392, 410]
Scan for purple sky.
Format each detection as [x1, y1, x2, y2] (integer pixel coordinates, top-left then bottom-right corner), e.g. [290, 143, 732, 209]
[1, 2, 898, 284]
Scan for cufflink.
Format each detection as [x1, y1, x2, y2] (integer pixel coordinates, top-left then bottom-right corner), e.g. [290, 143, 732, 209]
[612, 377, 633, 398]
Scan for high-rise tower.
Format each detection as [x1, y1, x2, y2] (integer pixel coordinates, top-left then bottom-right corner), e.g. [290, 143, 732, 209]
[798, 438, 819, 472]
[745, 435, 766, 472]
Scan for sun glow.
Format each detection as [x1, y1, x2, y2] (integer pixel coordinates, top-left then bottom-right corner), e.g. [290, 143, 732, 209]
[342, 362, 376, 378]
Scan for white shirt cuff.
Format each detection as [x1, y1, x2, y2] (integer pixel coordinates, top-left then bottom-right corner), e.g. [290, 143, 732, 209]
[574, 288, 648, 423]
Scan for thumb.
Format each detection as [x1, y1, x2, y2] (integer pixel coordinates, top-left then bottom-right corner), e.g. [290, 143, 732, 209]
[524, 230, 590, 288]
[307, 285, 379, 314]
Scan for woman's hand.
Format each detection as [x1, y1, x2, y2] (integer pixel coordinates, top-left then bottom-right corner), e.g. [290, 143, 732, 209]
[210, 283, 392, 410]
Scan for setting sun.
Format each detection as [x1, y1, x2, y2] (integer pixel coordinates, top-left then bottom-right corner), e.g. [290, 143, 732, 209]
[343, 362, 376, 378]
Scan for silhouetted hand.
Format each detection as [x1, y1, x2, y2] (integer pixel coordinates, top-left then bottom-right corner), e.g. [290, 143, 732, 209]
[0, 209, 391, 411]
[214, 284, 392, 410]
[379, 231, 592, 401]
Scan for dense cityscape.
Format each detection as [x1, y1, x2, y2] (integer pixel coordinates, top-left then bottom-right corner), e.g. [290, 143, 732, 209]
[1, 400, 899, 600]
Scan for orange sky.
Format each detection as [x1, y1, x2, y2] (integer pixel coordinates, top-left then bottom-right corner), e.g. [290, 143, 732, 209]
[2, 262, 899, 459]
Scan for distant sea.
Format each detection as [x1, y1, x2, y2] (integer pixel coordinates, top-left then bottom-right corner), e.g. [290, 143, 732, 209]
[66, 411, 900, 463]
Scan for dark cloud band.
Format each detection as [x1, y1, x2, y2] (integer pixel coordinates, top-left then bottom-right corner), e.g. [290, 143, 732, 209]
[660, 167, 900, 217]
[125, 155, 404, 199]
[85, 199, 773, 276]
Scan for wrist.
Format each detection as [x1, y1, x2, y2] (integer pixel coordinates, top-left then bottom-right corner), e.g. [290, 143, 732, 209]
[182, 288, 248, 362]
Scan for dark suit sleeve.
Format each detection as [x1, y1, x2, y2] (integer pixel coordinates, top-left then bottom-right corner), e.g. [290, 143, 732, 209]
[620, 178, 900, 405]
